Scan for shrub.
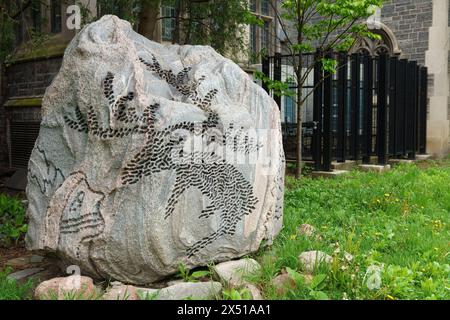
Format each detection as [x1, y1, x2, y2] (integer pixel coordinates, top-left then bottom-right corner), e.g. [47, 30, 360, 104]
[0, 193, 27, 247]
[0, 267, 34, 300]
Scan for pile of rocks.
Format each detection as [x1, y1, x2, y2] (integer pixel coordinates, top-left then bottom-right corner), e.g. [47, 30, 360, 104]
[270, 223, 355, 296]
[32, 258, 263, 300]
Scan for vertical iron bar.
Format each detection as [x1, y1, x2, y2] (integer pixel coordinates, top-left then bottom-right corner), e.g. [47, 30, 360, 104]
[273, 52, 282, 109]
[313, 52, 323, 171]
[419, 67, 428, 154]
[362, 55, 373, 164]
[388, 56, 398, 156]
[404, 61, 413, 156]
[398, 59, 408, 156]
[413, 63, 420, 156]
[376, 54, 388, 165]
[323, 53, 333, 172]
[337, 53, 347, 162]
[350, 53, 361, 160]
[406, 61, 417, 159]
[262, 55, 270, 94]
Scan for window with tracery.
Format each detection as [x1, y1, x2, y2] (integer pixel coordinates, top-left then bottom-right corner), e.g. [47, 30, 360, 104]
[351, 29, 395, 56]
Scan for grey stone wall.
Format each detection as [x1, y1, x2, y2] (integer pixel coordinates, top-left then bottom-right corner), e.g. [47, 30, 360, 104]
[381, 0, 433, 66]
[6, 57, 62, 98]
[0, 57, 63, 168]
[0, 66, 7, 166]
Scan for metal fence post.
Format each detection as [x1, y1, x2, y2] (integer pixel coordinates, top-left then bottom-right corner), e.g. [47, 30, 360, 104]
[413, 63, 420, 156]
[350, 53, 361, 161]
[388, 56, 398, 156]
[262, 56, 270, 94]
[418, 67, 428, 154]
[362, 54, 373, 164]
[337, 53, 347, 163]
[322, 53, 333, 172]
[376, 54, 388, 165]
[397, 59, 408, 156]
[313, 51, 323, 171]
[405, 61, 417, 159]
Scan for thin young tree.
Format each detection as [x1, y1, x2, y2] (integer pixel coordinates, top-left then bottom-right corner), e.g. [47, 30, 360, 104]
[256, 0, 383, 178]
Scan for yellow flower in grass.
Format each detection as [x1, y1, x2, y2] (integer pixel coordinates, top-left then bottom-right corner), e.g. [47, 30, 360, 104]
[290, 234, 297, 240]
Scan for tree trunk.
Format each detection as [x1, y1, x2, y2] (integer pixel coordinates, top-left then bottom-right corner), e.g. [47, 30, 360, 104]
[172, 0, 182, 44]
[184, 1, 193, 44]
[138, 0, 161, 40]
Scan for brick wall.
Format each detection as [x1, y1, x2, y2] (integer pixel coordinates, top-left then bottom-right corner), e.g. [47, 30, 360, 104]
[0, 57, 63, 168]
[0, 66, 7, 165]
[6, 57, 63, 98]
[381, 0, 433, 66]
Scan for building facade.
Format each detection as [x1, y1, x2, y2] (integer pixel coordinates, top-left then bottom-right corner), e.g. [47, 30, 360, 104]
[379, 0, 449, 157]
[279, 0, 450, 158]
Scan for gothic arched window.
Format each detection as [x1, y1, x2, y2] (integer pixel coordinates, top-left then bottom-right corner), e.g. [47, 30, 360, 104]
[351, 25, 400, 57]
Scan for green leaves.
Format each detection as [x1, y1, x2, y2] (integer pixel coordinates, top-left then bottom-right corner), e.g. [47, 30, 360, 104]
[222, 288, 253, 300]
[0, 194, 27, 247]
[277, 0, 386, 80]
[292, 43, 314, 54]
[309, 290, 329, 300]
[286, 267, 306, 285]
[285, 267, 329, 300]
[310, 273, 327, 290]
[320, 58, 338, 74]
[254, 71, 295, 98]
[178, 0, 252, 57]
[242, 10, 265, 27]
[316, 0, 383, 19]
[249, 159, 450, 300]
[0, 267, 34, 300]
[191, 270, 210, 279]
[177, 263, 211, 282]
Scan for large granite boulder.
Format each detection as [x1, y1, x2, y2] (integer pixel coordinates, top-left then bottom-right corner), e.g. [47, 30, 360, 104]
[25, 15, 285, 285]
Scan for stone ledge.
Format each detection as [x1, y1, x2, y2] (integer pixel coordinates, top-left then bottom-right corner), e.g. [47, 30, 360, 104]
[415, 154, 432, 161]
[358, 164, 391, 173]
[388, 159, 415, 166]
[311, 170, 349, 179]
[331, 160, 357, 171]
[4, 97, 43, 108]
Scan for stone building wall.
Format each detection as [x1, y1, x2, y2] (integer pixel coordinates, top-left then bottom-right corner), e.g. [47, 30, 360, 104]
[0, 67, 7, 165]
[381, 0, 433, 65]
[0, 57, 63, 168]
[6, 57, 62, 98]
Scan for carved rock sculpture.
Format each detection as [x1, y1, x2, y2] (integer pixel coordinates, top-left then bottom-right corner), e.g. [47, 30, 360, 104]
[26, 15, 285, 284]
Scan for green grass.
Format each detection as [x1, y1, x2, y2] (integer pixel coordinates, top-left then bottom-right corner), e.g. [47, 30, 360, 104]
[1, 159, 448, 300]
[0, 194, 27, 247]
[0, 267, 34, 300]
[250, 159, 450, 300]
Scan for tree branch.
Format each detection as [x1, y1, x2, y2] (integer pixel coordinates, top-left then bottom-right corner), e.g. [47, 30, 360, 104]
[11, 0, 32, 20]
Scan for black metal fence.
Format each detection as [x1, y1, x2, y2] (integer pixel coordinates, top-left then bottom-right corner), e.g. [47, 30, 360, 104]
[262, 52, 428, 171]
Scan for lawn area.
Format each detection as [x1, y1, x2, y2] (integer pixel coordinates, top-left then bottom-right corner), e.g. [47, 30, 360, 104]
[0, 159, 449, 300]
[249, 159, 450, 300]
[0, 267, 34, 300]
